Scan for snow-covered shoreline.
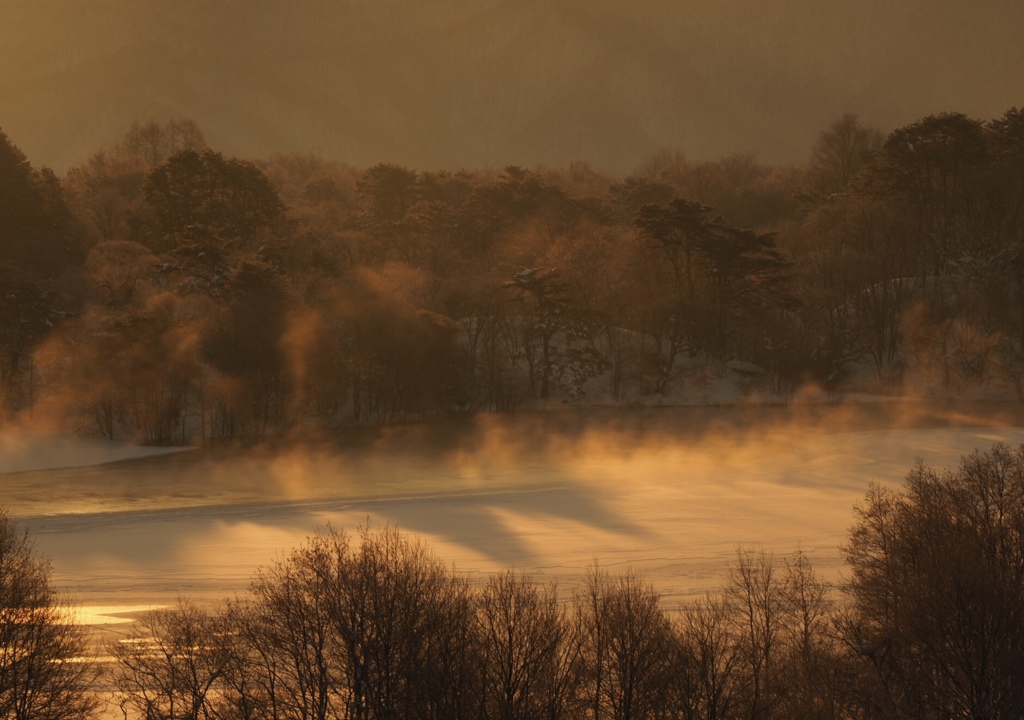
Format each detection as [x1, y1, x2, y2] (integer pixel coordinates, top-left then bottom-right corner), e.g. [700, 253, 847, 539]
[0, 432, 194, 475]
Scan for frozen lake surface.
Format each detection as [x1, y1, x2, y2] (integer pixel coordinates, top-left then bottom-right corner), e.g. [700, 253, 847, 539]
[4, 405, 1024, 623]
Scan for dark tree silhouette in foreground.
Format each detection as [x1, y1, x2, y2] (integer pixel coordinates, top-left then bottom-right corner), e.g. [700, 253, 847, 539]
[0, 512, 97, 720]
[844, 443, 1024, 719]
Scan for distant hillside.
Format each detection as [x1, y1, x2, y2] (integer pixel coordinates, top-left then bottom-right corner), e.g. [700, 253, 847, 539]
[2, 0, 1022, 173]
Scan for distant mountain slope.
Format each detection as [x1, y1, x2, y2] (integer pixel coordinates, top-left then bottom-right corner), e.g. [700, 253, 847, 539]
[2, 0, 1021, 173]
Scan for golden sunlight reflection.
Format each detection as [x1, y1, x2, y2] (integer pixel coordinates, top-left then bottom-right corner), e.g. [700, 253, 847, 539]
[74, 605, 167, 626]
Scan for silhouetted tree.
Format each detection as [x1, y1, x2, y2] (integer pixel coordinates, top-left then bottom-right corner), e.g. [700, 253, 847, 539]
[204, 261, 290, 438]
[843, 443, 1024, 719]
[34, 291, 205, 442]
[634, 199, 797, 381]
[477, 571, 568, 720]
[0, 511, 97, 720]
[985, 108, 1024, 348]
[236, 539, 340, 720]
[0, 130, 80, 278]
[240, 525, 479, 720]
[116, 118, 206, 168]
[356, 163, 419, 225]
[468, 167, 579, 248]
[64, 149, 150, 245]
[112, 600, 233, 720]
[145, 149, 285, 250]
[575, 567, 674, 720]
[328, 525, 473, 720]
[775, 551, 852, 720]
[326, 265, 467, 424]
[504, 267, 602, 400]
[805, 114, 884, 201]
[868, 112, 989, 284]
[607, 177, 674, 223]
[678, 594, 738, 720]
[0, 263, 55, 415]
[725, 549, 786, 720]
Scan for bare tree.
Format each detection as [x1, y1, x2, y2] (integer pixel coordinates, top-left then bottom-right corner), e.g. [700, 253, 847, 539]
[477, 570, 565, 720]
[776, 551, 852, 720]
[843, 443, 1024, 719]
[600, 570, 674, 720]
[575, 564, 611, 720]
[326, 525, 471, 720]
[575, 566, 673, 720]
[0, 511, 97, 720]
[677, 594, 739, 720]
[240, 533, 345, 720]
[111, 600, 233, 720]
[725, 549, 785, 720]
[806, 114, 883, 200]
[217, 599, 277, 720]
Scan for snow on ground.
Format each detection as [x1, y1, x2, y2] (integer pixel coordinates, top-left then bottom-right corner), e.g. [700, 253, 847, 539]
[5, 408, 1024, 624]
[0, 431, 192, 474]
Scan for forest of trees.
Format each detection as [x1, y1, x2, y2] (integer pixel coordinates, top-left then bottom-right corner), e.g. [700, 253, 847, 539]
[3, 442, 1024, 719]
[2, 109, 1024, 442]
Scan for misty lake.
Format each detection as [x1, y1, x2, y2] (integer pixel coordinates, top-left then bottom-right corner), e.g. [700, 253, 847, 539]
[6, 402, 1024, 623]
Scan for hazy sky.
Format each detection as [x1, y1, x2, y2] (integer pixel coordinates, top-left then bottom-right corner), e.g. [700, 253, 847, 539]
[2, 0, 1022, 173]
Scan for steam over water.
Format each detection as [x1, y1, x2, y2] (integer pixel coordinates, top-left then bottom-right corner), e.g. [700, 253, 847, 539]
[6, 404, 1024, 622]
